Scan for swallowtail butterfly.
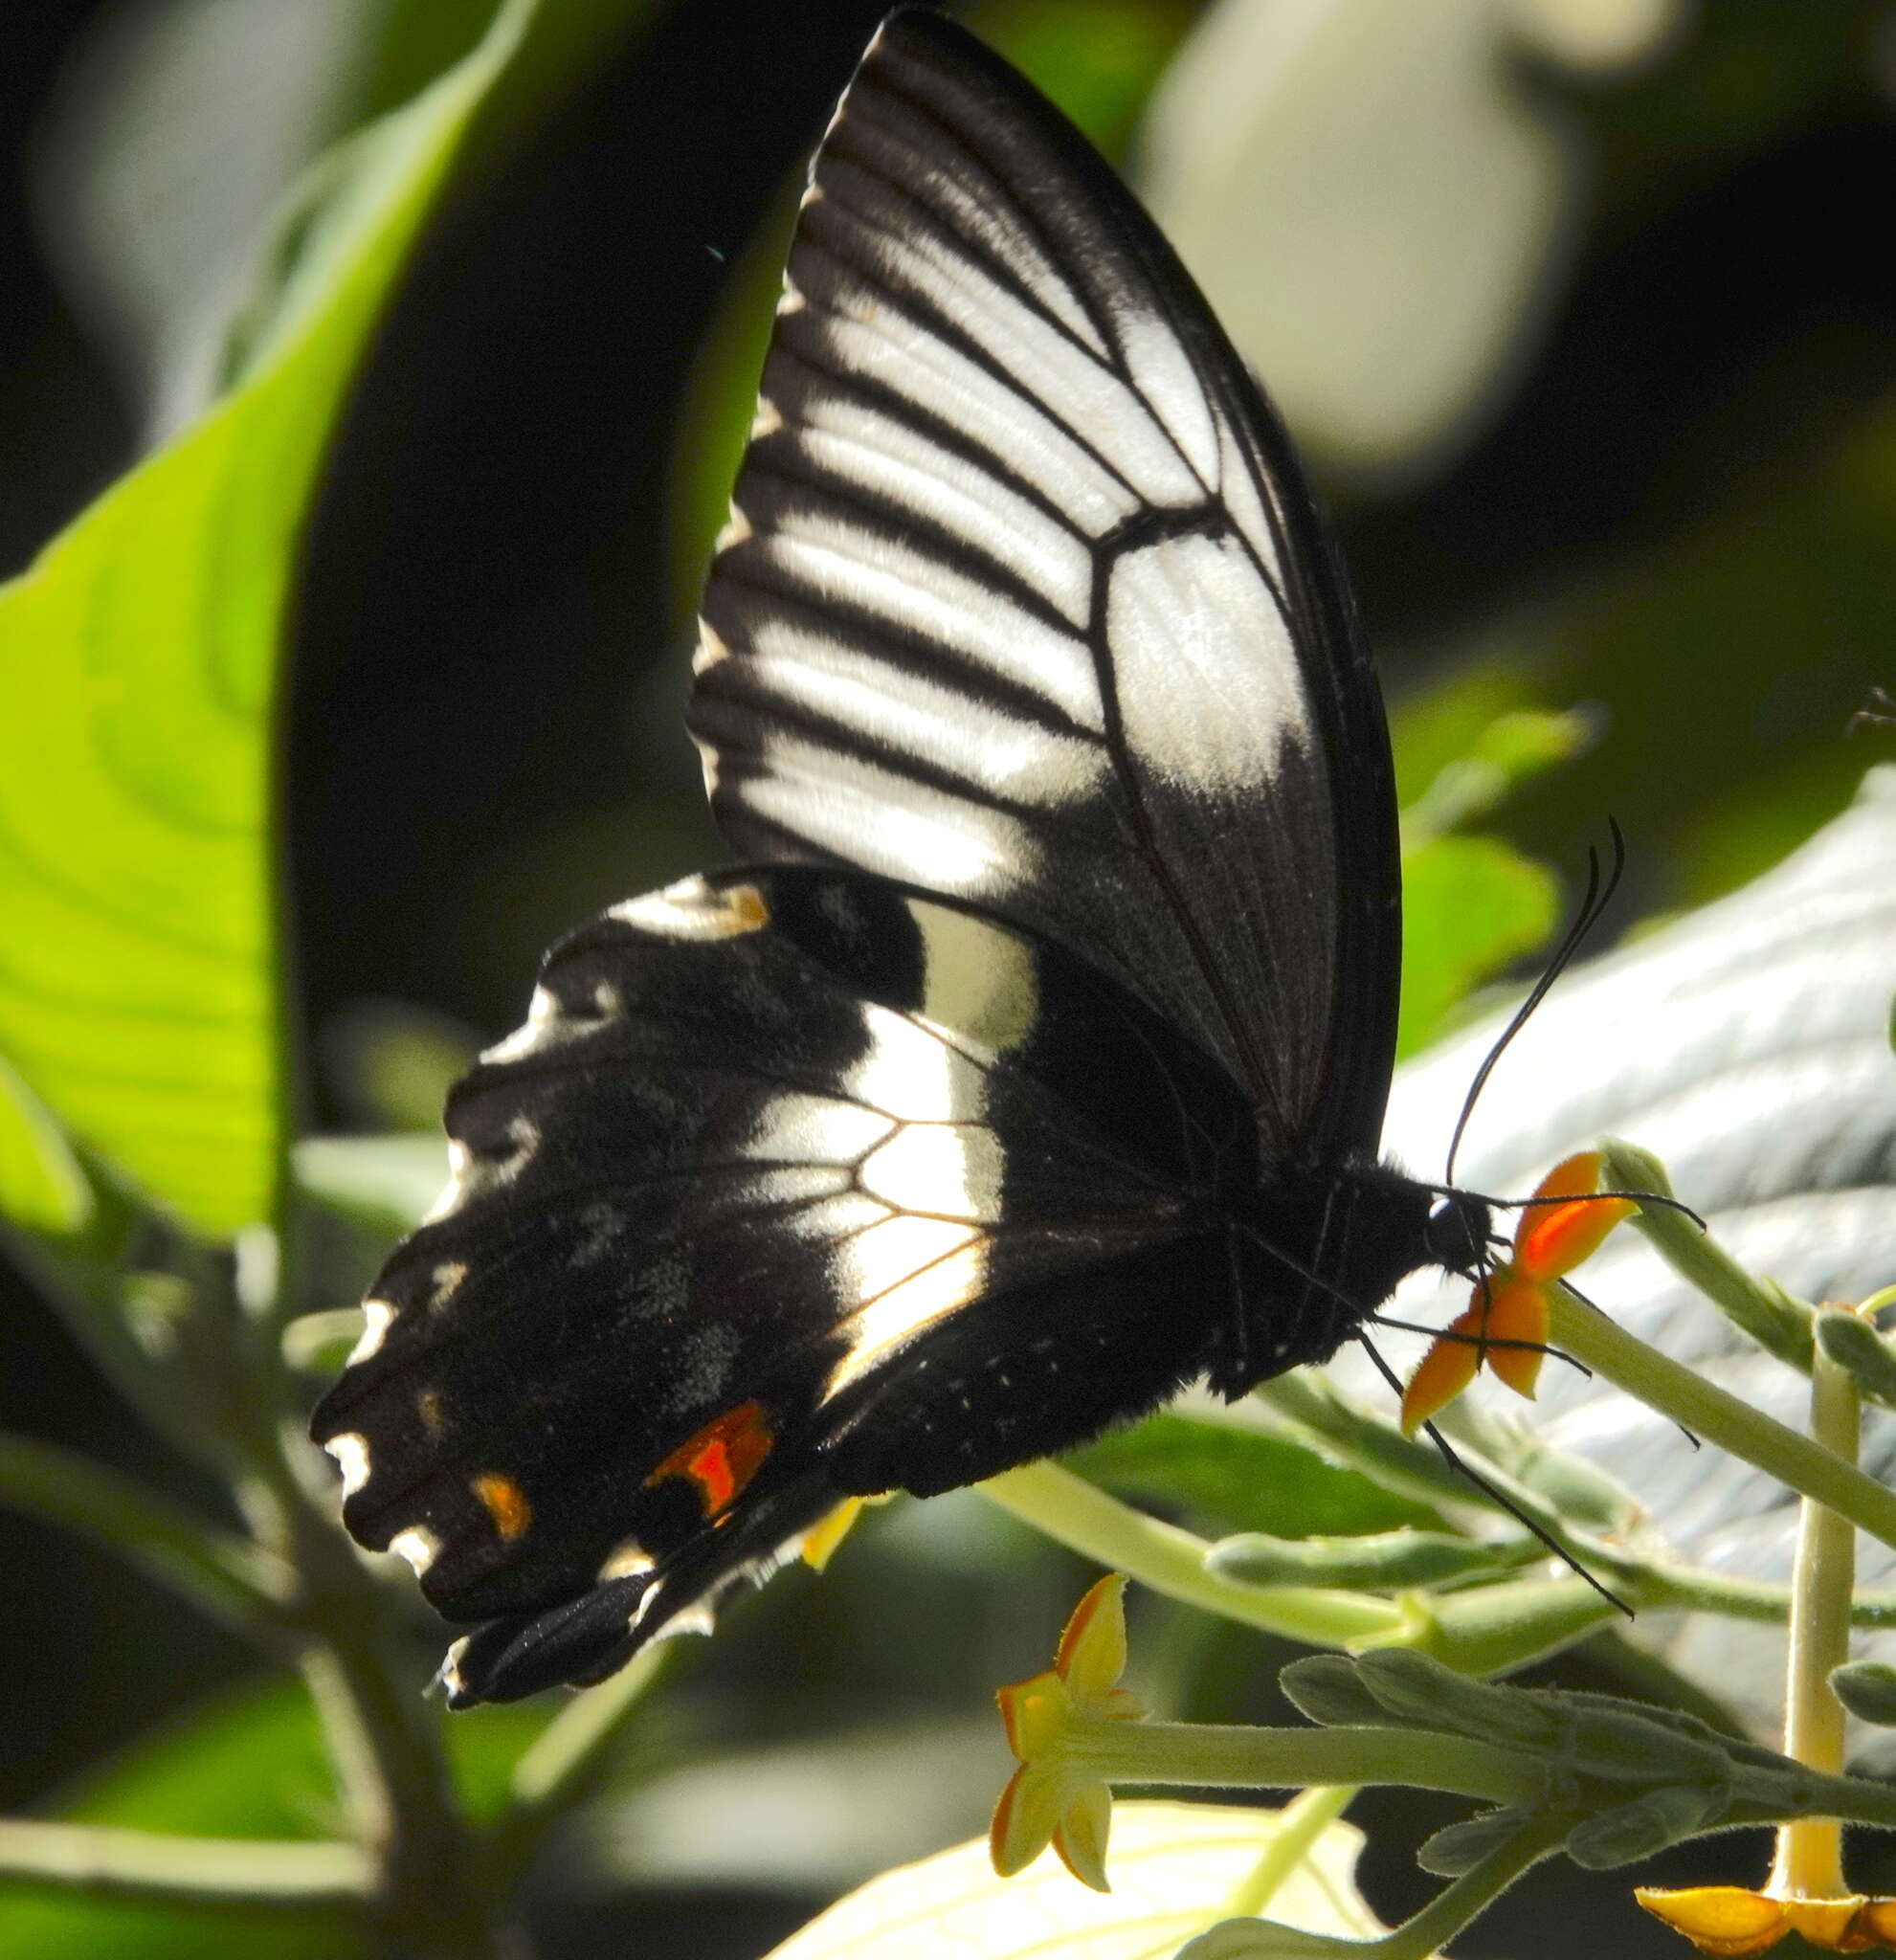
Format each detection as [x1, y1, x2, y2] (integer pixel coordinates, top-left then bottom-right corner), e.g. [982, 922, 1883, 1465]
[311, 9, 1495, 1704]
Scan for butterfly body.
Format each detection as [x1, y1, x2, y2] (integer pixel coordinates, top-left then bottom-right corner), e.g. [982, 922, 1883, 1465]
[311, 10, 1488, 1705]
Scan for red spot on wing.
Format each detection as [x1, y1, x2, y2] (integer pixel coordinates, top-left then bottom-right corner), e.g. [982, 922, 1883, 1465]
[643, 1400, 775, 1519]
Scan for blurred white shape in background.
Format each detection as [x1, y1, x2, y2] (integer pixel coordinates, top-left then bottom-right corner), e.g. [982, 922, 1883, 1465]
[1139, 0, 1691, 487]
[33, 0, 369, 437]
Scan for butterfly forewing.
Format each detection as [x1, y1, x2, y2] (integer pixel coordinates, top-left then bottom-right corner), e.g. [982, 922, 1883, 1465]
[688, 10, 1398, 1154]
[309, 868, 1252, 1700]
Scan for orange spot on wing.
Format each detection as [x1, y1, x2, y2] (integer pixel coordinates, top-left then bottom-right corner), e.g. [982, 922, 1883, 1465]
[470, 1472, 532, 1541]
[643, 1400, 775, 1519]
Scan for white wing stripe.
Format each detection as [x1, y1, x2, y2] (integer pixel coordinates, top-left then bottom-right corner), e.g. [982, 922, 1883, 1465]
[737, 635, 1108, 808]
[779, 416, 1095, 627]
[834, 94, 1112, 360]
[801, 224, 1209, 512]
[785, 302, 1145, 535]
[741, 531, 1103, 729]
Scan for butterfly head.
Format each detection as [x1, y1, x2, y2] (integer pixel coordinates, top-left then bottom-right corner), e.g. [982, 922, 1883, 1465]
[1421, 1189, 1495, 1281]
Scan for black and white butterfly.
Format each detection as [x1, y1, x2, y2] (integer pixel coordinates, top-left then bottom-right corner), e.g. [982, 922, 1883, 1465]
[310, 8, 1494, 1705]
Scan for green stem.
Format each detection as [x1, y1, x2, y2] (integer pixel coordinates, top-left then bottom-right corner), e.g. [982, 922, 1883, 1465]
[1633, 1562, 1896, 1629]
[1223, 1787, 1358, 1922]
[1544, 1293, 1896, 1553]
[246, 1447, 497, 1957]
[0, 1429, 292, 1641]
[1180, 1812, 1568, 1959]
[1254, 1375, 1475, 1516]
[1369, 1813, 1568, 1960]
[979, 1464, 1404, 1645]
[0, 1818, 370, 1909]
[1769, 1338, 1859, 1898]
[1063, 1714, 1546, 1806]
[491, 1641, 671, 1883]
[1600, 1140, 1813, 1368]
[508, 1644, 665, 1814]
[1723, 1763, 1896, 1834]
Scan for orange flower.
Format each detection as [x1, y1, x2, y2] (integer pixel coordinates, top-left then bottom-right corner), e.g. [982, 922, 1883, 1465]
[1401, 1150, 1635, 1435]
[1637, 1884, 1896, 1954]
[991, 1574, 1145, 1892]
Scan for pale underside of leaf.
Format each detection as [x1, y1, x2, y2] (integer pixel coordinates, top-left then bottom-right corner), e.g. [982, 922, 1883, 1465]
[763, 1800, 1377, 1960]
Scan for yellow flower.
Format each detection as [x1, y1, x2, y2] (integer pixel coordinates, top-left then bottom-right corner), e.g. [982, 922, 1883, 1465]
[1402, 1149, 1635, 1434]
[990, 1574, 1145, 1892]
[1636, 1884, 1896, 1954]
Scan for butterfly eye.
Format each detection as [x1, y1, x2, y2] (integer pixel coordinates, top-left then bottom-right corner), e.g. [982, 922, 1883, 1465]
[1423, 1194, 1492, 1276]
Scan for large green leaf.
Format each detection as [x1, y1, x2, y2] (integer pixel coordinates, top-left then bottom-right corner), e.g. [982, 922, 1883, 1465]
[1066, 1412, 1439, 1540]
[0, 0, 536, 1238]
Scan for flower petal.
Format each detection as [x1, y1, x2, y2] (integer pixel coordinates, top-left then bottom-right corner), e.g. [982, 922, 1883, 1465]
[990, 1764, 1055, 1878]
[1852, 1898, 1896, 1949]
[1635, 1885, 1789, 1955]
[1516, 1151, 1635, 1281]
[1481, 1273, 1550, 1397]
[1054, 1779, 1114, 1892]
[1056, 1573, 1129, 1704]
[1401, 1306, 1482, 1434]
[1783, 1897, 1873, 1950]
[800, 1497, 865, 1570]
[996, 1671, 1069, 1763]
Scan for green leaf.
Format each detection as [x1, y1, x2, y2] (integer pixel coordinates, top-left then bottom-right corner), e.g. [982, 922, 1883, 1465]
[1829, 1660, 1896, 1727]
[1067, 1412, 1439, 1539]
[1399, 706, 1595, 845]
[0, 1680, 346, 1957]
[0, 1675, 546, 1953]
[0, 0, 534, 1238]
[763, 1801, 1378, 1960]
[0, 1054, 91, 1235]
[1397, 833, 1559, 1058]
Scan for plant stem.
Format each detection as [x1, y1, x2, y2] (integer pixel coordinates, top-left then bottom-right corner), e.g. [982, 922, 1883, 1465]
[246, 1440, 499, 1957]
[1223, 1787, 1359, 1922]
[980, 1463, 1405, 1645]
[1769, 1336, 1859, 1898]
[0, 1818, 371, 1908]
[1369, 1813, 1568, 1960]
[490, 1641, 671, 1885]
[1545, 1293, 1896, 1552]
[1063, 1714, 1546, 1807]
[0, 1429, 292, 1642]
[1633, 1562, 1896, 1629]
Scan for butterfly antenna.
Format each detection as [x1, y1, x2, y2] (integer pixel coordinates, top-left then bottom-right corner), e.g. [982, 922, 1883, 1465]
[1368, 1314, 1592, 1382]
[1444, 818, 1628, 1186]
[1355, 1334, 1631, 1615]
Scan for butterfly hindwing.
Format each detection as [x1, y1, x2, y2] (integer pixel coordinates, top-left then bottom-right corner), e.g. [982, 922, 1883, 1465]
[309, 867, 1253, 1701]
[687, 10, 1398, 1155]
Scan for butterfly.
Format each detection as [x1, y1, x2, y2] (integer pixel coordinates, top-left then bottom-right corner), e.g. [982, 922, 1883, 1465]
[310, 7, 1495, 1705]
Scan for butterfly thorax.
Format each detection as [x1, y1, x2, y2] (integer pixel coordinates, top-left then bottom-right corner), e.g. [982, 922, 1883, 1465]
[1210, 1152, 1464, 1397]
